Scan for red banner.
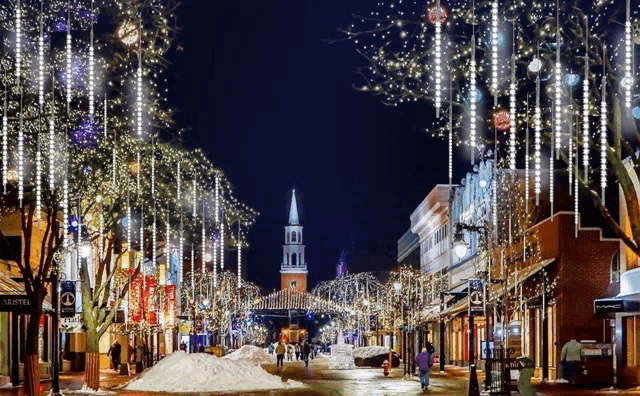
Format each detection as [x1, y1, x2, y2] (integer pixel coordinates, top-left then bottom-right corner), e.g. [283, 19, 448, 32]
[129, 271, 143, 323]
[145, 276, 157, 325]
[164, 285, 176, 327]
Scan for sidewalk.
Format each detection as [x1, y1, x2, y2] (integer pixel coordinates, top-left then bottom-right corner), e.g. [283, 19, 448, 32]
[0, 369, 135, 396]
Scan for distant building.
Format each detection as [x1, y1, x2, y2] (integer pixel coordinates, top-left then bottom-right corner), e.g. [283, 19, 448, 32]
[397, 230, 420, 270]
[336, 250, 348, 278]
[280, 188, 307, 292]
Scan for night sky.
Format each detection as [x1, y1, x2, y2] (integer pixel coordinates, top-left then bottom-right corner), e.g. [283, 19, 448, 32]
[168, 0, 461, 291]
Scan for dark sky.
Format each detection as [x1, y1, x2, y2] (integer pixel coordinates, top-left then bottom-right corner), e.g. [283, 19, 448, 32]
[168, 0, 458, 291]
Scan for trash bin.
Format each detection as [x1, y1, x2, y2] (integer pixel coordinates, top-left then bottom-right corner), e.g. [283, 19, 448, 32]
[517, 356, 536, 396]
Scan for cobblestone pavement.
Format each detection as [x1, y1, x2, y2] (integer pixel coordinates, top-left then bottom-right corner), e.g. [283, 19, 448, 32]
[3, 358, 640, 395]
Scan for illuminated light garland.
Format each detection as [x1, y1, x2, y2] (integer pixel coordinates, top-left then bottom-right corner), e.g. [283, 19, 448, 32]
[2, 94, 7, 192]
[153, 205, 157, 268]
[575, 115, 579, 238]
[126, 190, 131, 254]
[104, 95, 107, 139]
[491, 0, 498, 105]
[220, 207, 225, 270]
[214, 175, 219, 272]
[202, 201, 206, 274]
[600, 48, 607, 204]
[49, 86, 55, 190]
[191, 246, 194, 300]
[151, 139, 155, 197]
[434, 0, 442, 117]
[136, 151, 140, 193]
[534, 55, 541, 206]
[213, 235, 217, 289]
[448, 73, 452, 185]
[18, 90, 23, 205]
[139, 207, 144, 270]
[583, 18, 589, 181]
[179, 217, 183, 286]
[66, 1, 71, 110]
[525, 99, 529, 215]
[63, 172, 69, 254]
[554, 0, 562, 155]
[192, 178, 197, 220]
[237, 232, 241, 289]
[470, 37, 477, 163]
[165, 204, 170, 278]
[568, 100, 573, 195]
[38, 0, 44, 111]
[89, 0, 95, 119]
[99, 200, 104, 263]
[509, 53, 516, 172]
[177, 159, 181, 203]
[625, 0, 632, 109]
[137, 47, 143, 137]
[15, 0, 21, 83]
[36, 136, 41, 223]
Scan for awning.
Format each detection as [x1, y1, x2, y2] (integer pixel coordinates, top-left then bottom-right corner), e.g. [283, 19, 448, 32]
[594, 268, 640, 315]
[0, 271, 53, 312]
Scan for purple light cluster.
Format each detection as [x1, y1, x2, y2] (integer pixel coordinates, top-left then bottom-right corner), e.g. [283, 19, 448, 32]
[71, 120, 100, 148]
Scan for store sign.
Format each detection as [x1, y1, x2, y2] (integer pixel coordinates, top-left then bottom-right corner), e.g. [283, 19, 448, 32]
[594, 298, 639, 314]
[60, 281, 76, 318]
[178, 321, 191, 334]
[164, 285, 176, 327]
[468, 278, 484, 317]
[60, 314, 84, 333]
[0, 294, 33, 313]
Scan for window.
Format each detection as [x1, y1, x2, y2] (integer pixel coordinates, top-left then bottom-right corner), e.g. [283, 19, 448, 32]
[292, 232, 296, 242]
[291, 253, 297, 266]
[298, 232, 301, 242]
[611, 252, 621, 283]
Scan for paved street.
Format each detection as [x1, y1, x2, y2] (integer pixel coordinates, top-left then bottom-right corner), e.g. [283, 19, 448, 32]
[4, 357, 640, 396]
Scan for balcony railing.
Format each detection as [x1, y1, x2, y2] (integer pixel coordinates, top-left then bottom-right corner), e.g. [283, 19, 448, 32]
[281, 264, 307, 272]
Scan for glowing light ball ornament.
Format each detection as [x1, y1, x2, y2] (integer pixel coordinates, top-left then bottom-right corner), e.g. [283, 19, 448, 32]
[118, 20, 140, 46]
[528, 59, 543, 73]
[564, 73, 580, 87]
[493, 109, 510, 131]
[632, 106, 640, 119]
[427, 5, 447, 24]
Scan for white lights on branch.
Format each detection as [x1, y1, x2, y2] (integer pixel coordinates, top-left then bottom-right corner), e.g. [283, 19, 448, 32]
[575, 116, 579, 238]
[434, 0, 442, 117]
[88, 0, 95, 119]
[179, 219, 183, 285]
[15, 0, 21, 83]
[165, 204, 170, 269]
[554, 0, 562, 155]
[137, 54, 143, 137]
[600, 49, 607, 204]
[212, 236, 217, 289]
[99, 200, 104, 262]
[38, 0, 44, 111]
[139, 207, 144, 270]
[66, 2, 72, 111]
[470, 37, 477, 164]
[509, 53, 516, 171]
[136, 151, 140, 193]
[491, 0, 498, 106]
[152, 205, 157, 268]
[192, 178, 197, 220]
[126, 191, 131, 253]
[151, 140, 155, 197]
[534, 63, 541, 206]
[448, 74, 453, 185]
[49, 88, 55, 190]
[2, 94, 7, 192]
[202, 201, 206, 274]
[220, 208, 225, 270]
[525, 99, 530, 214]
[63, 171, 69, 253]
[36, 137, 41, 223]
[583, 19, 590, 181]
[18, 90, 23, 205]
[190, 246, 194, 300]
[214, 175, 219, 271]
[177, 159, 181, 203]
[625, 0, 632, 109]
[237, 234, 241, 289]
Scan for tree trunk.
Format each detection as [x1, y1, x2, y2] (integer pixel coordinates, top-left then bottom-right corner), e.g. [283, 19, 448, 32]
[84, 329, 101, 390]
[24, 290, 45, 396]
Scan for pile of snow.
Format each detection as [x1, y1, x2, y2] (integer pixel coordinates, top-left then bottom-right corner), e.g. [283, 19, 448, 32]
[125, 351, 303, 393]
[353, 346, 390, 359]
[222, 345, 275, 364]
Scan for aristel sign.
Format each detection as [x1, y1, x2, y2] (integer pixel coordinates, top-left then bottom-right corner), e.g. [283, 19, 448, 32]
[0, 294, 33, 313]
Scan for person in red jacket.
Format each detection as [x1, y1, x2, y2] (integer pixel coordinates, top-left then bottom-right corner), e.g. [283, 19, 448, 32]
[415, 347, 433, 391]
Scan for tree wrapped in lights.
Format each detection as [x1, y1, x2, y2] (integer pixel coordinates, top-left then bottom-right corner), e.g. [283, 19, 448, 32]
[346, 0, 640, 260]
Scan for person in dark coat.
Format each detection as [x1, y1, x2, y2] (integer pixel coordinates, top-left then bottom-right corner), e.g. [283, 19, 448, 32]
[180, 342, 187, 352]
[302, 341, 311, 367]
[107, 340, 122, 372]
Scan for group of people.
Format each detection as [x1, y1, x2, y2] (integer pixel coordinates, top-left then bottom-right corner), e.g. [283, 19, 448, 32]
[107, 340, 154, 374]
[274, 340, 314, 367]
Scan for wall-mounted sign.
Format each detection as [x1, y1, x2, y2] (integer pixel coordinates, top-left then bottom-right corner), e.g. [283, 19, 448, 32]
[468, 278, 484, 317]
[0, 294, 33, 313]
[60, 281, 76, 318]
[60, 314, 84, 333]
[178, 321, 191, 334]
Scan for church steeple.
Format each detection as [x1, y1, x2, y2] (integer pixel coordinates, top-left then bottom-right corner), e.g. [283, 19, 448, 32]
[288, 189, 299, 225]
[281, 188, 307, 291]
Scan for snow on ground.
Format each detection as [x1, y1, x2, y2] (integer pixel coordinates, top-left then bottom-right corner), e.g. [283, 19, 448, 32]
[353, 346, 391, 359]
[125, 351, 304, 393]
[222, 345, 275, 364]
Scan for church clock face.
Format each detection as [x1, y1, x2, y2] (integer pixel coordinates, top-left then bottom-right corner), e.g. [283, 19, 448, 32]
[289, 280, 298, 289]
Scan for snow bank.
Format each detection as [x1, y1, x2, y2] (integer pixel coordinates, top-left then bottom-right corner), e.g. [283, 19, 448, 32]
[125, 351, 303, 393]
[222, 345, 275, 364]
[353, 346, 391, 359]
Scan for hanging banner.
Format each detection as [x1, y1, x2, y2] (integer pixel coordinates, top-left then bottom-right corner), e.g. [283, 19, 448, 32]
[146, 276, 157, 325]
[468, 278, 484, 317]
[165, 285, 176, 327]
[129, 271, 143, 323]
[60, 281, 76, 318]
[195, 314, 203, 333]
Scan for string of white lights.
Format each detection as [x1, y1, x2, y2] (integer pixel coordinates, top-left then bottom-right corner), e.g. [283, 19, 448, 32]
[220, 207, 225, 270]
[554, 0, 562, 155]
[153, 204, 157, 268]
[202, 202, 206, 274]
[49, 87, 55, 190]
[18, 90, 23, 206]
[38, 0, 44, 111]
[434, 0, 442, 117]
[191, 246, 194, 300]
[139, 207, 144, 270]
[136, 150, 140, 193]
[237, 229, 241, 289]
[212, 235, 217, 289]
[2, 95, 7, 192]
[525, 99, 529, 215]
[583, 18, 590, 181]
[63, 166, 69, 253]
[177, 159, 181, 203]
[214, 175, 219, 272]
[66, 1, 71, 111]
[509, 53, 516, 172]
[179, 215, 183, 286]
[491, 0, 498, 106]
[448, 73, 453, 185]
[151, 139, 155, 197]
[89, 0, 94, 119]
[15, 0, 21, 83]
[165, 203, 170, 282]
[137, 19, 143, 137]
[126, 190, 131, 253]
[625, 0, 632, 109]
[36, 135, 41, 223]
[192, 178, 197, 220]
[575, 115, 579, 238]
[99, 197, 104, 263]
[568, 102, 573, 195]
[470, 37, 477, 163]
[535, 57, 541, 206]
[600, 48, 607, 204]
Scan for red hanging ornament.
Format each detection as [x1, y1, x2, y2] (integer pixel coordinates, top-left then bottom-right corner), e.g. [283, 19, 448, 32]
[427, 5, 447, 25]
[493, 109, 510, 131]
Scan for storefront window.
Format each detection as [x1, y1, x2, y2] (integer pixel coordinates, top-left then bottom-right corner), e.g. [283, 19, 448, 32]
[611, 252, 621, 284]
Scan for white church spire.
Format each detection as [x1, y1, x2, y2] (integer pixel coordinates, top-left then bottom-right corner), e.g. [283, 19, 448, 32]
[289, 189, 299, 225]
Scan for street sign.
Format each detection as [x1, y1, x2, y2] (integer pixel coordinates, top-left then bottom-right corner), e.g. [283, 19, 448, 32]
[0, 294, 33, 313]
[468, 278, 484, 317]
[60, 281, 76, 318]
[60, 314, 83, 333]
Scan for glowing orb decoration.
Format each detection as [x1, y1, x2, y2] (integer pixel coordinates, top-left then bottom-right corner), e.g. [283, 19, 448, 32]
[489, 31, 505, 46]
[83, 165, 92, 174]
[622, 76, 635, 91]
[468, 88, 483, 103]
[427, 5, 448, 25]
[71, 121, 99, 148]
[564, 73, 580, 87]
[632, 106, 640, 119]
[69, 215, 79, 232]
[117, 21, 139, 46]
[528, 59, 543, 73]
[129, 161, 138, 174]
[493, 109, 510, 131]
[121, 217, 129, 228]
[204, 253, 213, 262]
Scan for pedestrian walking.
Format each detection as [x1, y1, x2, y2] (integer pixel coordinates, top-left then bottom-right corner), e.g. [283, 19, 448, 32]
[303, 341, 311, 367]
[179, 342, 187, 352]
[415, 347, 433, 391]
[287, 344, 294, 361]
[295, 343, 300, 361]
[107, 340, 121, 372]
[561, 335, 584, 385]
[275, 341, 285, 368]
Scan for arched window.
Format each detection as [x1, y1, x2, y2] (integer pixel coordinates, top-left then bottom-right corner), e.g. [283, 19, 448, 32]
[292, 232, 297, 242]
[291, 253, 297, 266]
[611, 252, 620, 283]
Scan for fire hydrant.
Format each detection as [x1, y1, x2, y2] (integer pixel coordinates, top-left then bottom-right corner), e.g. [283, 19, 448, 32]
[382, 359, 390, 376]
